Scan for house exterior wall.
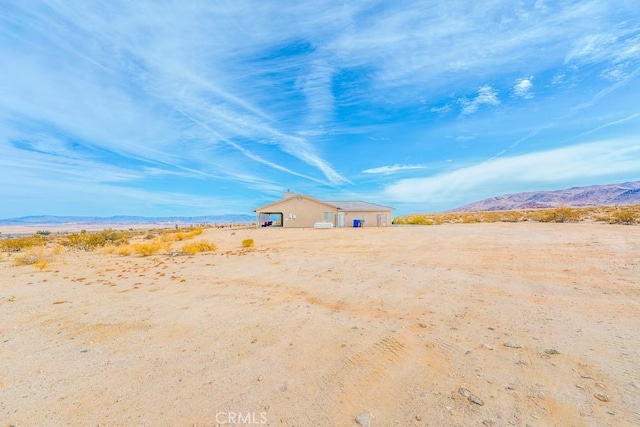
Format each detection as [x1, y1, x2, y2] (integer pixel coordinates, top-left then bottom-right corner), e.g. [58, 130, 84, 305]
[339, 211, 392, 227]
[255, 195, 393, 228]
[256, 196, 338, 228]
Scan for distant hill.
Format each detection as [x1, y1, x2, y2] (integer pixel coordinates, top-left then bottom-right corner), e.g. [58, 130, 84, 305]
[0, 214, 255, 226]
[450, 181, 640, 212]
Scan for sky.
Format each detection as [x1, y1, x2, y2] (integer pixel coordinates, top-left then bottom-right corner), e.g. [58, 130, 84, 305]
[1, 0, 640, 218]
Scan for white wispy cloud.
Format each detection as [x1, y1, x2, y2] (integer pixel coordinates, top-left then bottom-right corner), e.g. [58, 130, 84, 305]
[0, 139, 265, 217]
[362, 164, 426, 175]
[0, 0, 350, 192]
[490, 66, 639, 160]
[567, 66, 640, 117]
[455, 135, 476, 141]
[384, 138, 640, 204]
[328, 1, 635, 103]
[430, 104, 453, 114]
[460, 85, 500, 115]
[577, 112, 640, 138]
[533, 0, 550, 14]
[513, 77, 534, 98]
[565, 29, 640, 65]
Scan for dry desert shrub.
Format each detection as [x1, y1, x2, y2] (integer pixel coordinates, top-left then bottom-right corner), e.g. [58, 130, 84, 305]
[102, 245, 117, 254]
[13, 249, 49, 270]
[460, 213, 481, 223]
[393, 204, 640, 226]
[34, 260, 49, 271]
[0, 235, 47, 252]
[181, 240, 217, 255]
[117, 245, 133, 256]
[160, 227, 204, 242]
[62, 229, 130, 251]
[392, 215, 432, 225]
[132, 240, 170, 257]
[609, 207, 639, 225]
[480, 212, 501, 223]
[417, 217, 435, 225]
[432, 215, 446, 225]
[503, 211, 524, 222]
[241, 238, 255, 248]
[536, 206, 580, 223]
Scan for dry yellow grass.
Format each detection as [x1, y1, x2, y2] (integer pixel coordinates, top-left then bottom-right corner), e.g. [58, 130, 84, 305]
[0, 235, 47, 252]
[33, 260, 49, 271]
[241, 238, 255, 248]
[117, 246, 133, 256]
[160, 227, 204, 242]
[181, 240, 217, 255]
[61, 229, 130, 251]
[393, 204, 640, 226]
[131, 240, 170, 257]
[102, 245, 117, 254]
[13, 249, 50, 270]
[13, 252, 40, 266]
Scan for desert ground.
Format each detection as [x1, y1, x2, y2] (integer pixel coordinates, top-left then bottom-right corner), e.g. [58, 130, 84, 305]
[1, 223, 639, 426]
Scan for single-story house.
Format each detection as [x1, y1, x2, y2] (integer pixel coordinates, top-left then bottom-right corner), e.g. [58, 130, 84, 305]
[254, 191, 394, 228]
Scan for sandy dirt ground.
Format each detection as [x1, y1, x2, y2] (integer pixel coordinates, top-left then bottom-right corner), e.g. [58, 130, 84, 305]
[1, 223, 639, 426]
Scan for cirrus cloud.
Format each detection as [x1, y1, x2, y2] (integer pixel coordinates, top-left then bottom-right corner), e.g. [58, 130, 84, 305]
[384, 138, 640, 205]
[363, 164, 426, 175]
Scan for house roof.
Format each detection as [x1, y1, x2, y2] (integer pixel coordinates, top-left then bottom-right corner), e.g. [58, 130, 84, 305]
[325, 200, 395, 212]
[254, 194, 394, 212]
[253, 194, 336, 211]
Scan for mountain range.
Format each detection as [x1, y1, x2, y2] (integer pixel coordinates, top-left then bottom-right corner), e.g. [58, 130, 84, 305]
[0, 214, 255, 226]
[451, 181, 640, 212]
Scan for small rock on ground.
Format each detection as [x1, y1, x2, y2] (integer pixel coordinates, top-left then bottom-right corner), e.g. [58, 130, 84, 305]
[504, 342, 523, 349]
[355, 411, 373, 427]
[594, 393, 610, 402]
[460, 387, 484, 405]
[469, 394, 485, 406]
[544, 348, 560, 355]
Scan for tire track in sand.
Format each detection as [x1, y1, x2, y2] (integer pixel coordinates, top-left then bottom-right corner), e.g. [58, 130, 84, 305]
[314, 335, 407, 422]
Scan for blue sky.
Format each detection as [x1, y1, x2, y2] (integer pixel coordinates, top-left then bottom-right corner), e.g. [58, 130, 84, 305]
[1, 1, 640, 218]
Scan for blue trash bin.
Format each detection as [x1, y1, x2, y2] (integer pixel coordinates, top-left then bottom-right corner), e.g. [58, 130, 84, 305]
[353, 219, 361, 228]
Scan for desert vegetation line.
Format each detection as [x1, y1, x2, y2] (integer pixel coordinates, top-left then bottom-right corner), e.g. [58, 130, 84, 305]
[0, 226, 255, 271]
[392, 205, 640, 226]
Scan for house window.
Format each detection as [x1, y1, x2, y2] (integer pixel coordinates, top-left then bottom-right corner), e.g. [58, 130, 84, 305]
[324, 212, 333, 220]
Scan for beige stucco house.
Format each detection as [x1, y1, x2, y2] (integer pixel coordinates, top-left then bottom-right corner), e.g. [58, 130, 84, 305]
[254, 192, 394, 228]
